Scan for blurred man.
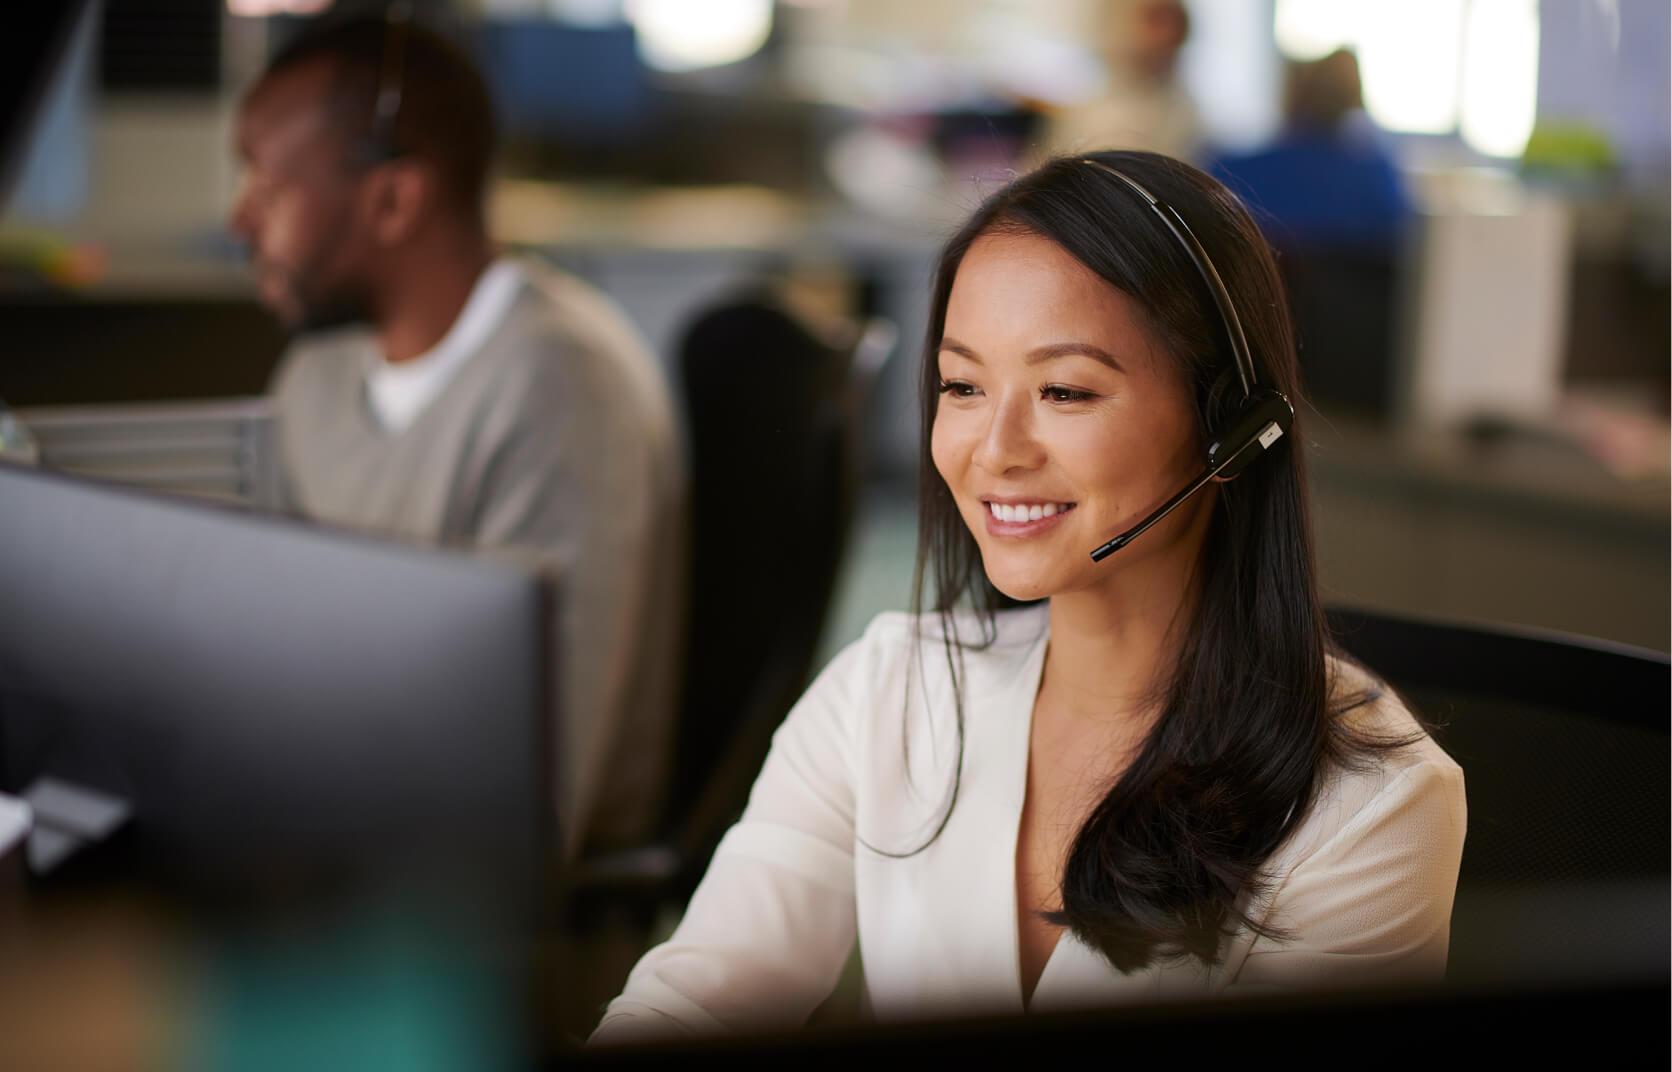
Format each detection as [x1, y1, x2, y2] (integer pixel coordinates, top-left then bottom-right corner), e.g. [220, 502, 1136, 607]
[229, 9, 685, 857]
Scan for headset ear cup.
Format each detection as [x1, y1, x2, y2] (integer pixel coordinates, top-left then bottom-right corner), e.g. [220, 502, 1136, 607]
[1206, 386, 1294, 479]
[1199, 365, 1241, 447]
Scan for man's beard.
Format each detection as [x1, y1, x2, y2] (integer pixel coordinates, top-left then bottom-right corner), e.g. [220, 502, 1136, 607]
[291, 277, 376, 335]
[261, 259, 377, 337]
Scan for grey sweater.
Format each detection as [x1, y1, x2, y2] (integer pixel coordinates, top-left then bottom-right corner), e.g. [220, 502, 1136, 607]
[271, 259, 686, 856]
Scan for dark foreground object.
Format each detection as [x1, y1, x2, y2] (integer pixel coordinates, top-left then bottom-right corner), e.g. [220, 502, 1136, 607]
[555, 979, 1667, 1066]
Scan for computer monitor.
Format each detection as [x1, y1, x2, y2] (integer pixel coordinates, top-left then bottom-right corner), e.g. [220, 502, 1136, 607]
[0, 460, 557, 913]
[0, 0, 91, 213]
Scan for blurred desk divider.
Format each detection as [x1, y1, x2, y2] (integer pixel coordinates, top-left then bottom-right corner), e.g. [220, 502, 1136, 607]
[15, 397, 277, 509]
[1308, 410, 1669, 654]
[1399, 172, 1572, 429]
[490, 180, 809, 253]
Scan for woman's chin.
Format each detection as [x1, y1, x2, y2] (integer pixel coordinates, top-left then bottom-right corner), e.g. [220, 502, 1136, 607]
[984, 571, 1057, 605]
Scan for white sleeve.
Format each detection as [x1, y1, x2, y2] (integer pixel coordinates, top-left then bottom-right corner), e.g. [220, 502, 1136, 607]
[1226, 754, 1467, 993]
[588, 632, 867, 1044]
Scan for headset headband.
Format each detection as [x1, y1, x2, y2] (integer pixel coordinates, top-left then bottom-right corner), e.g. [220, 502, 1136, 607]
[1080, 160, 1257, 398]
[365, 1, 413, 162]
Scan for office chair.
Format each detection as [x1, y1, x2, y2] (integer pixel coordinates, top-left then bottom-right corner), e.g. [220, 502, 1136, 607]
[1326, 605, 1670, 987]
[567, 293, 893, 925]
[1279, 244, 1403, 417]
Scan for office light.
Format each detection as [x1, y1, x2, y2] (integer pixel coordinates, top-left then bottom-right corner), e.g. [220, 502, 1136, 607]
[1357, 0, 1463, 134]
[1459, 0, 1540, 158]
[624, 0, 773, 73]
[1273, 0, 1359, 61]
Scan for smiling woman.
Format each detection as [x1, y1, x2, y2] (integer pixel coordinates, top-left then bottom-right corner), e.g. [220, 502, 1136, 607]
[591, 152, 1466, 1043]
[931, 230, 1210, 604]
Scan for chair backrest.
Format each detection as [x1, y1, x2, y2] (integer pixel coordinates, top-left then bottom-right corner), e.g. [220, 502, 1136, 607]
[1326, 605, 1670, 986]
[662, 295, 887, 890]
[1278, 246, 1402, 417]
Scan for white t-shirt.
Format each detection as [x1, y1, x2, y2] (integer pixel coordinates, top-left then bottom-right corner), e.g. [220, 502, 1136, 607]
[592, 604, 1467, 1041]
[363, 258, 526, 433]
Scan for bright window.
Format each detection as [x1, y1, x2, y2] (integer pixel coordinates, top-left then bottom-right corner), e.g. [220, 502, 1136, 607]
[623, 0, 774, 73]
[1273, 0, 1540, 157]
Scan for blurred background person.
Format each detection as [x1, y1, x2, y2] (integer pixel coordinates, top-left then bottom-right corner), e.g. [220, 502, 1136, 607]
[1031, 0, 1203, 162]
[1209, 48, 1412, 255]
[229, 9, 686, 857]
[1205, 47, 1413, 418]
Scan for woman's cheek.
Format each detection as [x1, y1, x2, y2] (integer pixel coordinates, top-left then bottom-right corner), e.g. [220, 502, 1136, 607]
[929, 413, 966, 485]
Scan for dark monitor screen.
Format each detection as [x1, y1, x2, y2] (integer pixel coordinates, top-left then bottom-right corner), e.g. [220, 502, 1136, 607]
[0, 461, 556, 910]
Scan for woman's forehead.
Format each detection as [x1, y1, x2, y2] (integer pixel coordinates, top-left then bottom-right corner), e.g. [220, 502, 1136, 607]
[947, 234, 1146, 333]
[953, 232, 1117, 303]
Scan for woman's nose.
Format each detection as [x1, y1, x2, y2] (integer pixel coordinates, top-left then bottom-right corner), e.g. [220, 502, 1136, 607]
[971, 392, 1044, 474]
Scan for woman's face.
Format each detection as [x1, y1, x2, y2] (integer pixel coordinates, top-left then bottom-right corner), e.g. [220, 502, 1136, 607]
[931, 229, 1212, 603]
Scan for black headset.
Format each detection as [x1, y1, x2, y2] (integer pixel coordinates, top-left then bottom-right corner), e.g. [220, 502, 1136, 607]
[1080, 160, 1295, 562]
[352, 0, 413, 167]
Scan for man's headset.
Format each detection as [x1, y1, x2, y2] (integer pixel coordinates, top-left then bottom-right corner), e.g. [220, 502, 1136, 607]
[1080, 160, 1295, 562]
[351, 0, 413, 167]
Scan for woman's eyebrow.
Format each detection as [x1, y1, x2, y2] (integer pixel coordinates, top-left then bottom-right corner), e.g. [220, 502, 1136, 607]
[1025, 342, 1124, 371]
[937, 338, 981, 363]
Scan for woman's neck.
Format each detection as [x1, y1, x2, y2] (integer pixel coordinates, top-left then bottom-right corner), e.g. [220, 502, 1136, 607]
[1042, 554, 1201, 727]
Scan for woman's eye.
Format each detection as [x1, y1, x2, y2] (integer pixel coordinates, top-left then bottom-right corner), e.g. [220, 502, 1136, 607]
[1041, 385, 1093, 403]
[937, 379, 978, 398]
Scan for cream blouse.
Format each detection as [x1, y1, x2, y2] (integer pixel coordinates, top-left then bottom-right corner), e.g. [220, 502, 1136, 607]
[592, 605, 1466, 1042]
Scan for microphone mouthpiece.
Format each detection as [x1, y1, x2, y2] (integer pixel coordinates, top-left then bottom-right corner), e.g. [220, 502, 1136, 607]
[1089, 534, 1130, 562]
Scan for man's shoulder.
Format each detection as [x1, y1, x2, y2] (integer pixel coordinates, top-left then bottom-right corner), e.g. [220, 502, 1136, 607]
[269, 327, 375, 404]
[499, 259, 654, 361]
[476, 259, 676, 425]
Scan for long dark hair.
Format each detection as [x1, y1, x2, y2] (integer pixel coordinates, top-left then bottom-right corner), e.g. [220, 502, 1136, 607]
[909, 151, 1401, 972]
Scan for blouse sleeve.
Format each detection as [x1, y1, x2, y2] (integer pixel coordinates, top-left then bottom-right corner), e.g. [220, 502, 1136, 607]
[587, 629, 870, 1044]
[1226, 751, 1468, 993]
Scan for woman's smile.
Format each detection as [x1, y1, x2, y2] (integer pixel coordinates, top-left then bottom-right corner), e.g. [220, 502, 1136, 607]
[982, 498, 1077, 535]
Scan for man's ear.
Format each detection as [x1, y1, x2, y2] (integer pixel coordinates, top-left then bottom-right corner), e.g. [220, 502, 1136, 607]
[364, 160, 434, 246]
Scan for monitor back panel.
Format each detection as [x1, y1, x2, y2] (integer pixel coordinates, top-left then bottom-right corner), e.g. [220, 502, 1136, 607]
[0, 461, 553, 900]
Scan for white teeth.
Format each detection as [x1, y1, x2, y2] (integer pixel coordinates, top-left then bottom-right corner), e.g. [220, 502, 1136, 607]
[988, 501, 1069, 522]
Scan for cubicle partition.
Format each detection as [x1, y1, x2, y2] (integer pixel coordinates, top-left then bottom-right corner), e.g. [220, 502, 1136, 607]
[17, 397, 277, 508]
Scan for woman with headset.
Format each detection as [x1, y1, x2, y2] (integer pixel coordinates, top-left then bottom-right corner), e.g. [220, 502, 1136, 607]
[592, 151, 1465, 1041]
